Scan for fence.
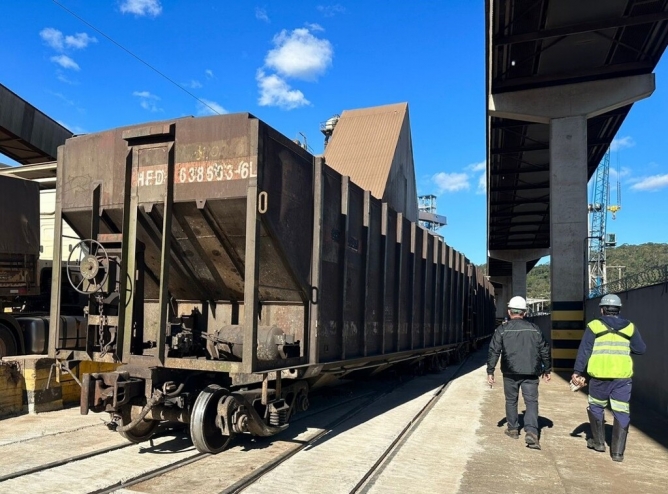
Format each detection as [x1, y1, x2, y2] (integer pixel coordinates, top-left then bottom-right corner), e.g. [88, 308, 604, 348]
[592, 265, 668, 298]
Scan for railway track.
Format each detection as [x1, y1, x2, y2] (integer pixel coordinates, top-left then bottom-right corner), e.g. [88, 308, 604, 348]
[0, 376, 392, 493]
[0, 442, 135, 482]
[227, 356, 472, 494]
[350, 357, 471, 493]
[92, 387, 387, 494]
[0, 352, 476, 494]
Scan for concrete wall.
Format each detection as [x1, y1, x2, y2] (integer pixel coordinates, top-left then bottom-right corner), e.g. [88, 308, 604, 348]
[586, 284, 668, 418]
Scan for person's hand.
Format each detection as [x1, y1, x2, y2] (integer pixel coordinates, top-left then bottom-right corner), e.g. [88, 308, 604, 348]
[487, 374, 495, 387]
[571, 374, 585, 386]
[542, 372, 551, 383]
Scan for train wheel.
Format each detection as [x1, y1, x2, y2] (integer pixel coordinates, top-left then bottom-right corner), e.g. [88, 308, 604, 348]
[190, 385, 234, 453]
[0, 323, 18, 358]
[118, 406, 159, 443]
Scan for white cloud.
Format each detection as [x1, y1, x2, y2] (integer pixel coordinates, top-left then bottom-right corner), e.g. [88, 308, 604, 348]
[51, 55, 80, 71]
[630, 174, 668, 192]
[57, 120, 86, 134]
[205, 69, 214, 79]
[185, 79, 202, 89]
[609, 166, 631, 180]
[317, 4, 345, 17]
[133, 90, 162, 112]
[132, 90, 159, 99]
[305, 23, 324, 32]
[65, 33, 97, 49]
[56, 72, 77, 84]
[48, 91, 75, 106]
[197, 99, 227, 116]
[477, 171, 487, 195]
[256, 70, 309, 110]
[255, 7, 269, 22]
[41, 28, 97, 51]
[40, 28, 64, 50]
[466, 161, 486, 173]
[120, 0, 162, 17]
[432, 172, 470, 193]
[265, 28, 333, 81]
[610, 136, 635, 152]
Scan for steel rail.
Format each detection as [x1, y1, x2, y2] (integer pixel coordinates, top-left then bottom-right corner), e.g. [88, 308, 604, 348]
[351, 354, 472, 494]
[0, 442, 135, 482]
[223, 354, 470, 494]
[86, 388, 386, 494]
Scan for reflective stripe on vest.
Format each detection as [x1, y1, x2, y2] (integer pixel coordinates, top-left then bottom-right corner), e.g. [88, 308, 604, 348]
[586, 319, 635, 379]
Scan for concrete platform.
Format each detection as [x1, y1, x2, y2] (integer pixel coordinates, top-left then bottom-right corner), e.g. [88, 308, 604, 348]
[0, 356, 119, 418]
[368, 346, 668, 494]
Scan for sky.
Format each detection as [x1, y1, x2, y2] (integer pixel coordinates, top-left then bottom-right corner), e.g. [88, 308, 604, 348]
[2, 0, 668, 266]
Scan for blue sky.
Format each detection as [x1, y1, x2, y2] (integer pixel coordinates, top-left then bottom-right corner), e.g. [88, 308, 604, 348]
[2, 0, 667, 266]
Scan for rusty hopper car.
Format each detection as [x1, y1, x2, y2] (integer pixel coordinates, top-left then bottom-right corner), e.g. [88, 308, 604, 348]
[48, 113, 495, 452]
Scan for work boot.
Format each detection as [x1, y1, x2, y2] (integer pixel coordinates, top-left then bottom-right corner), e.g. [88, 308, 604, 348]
[525, 431, 541, 450]
[504, 428, 519, 439]
[611, 419, 628, 462]
[586, 408, 606, 452]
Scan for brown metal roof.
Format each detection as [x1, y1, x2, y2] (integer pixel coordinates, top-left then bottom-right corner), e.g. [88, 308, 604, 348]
[0, 84, 73, 164]
[324, 102, 408, 199]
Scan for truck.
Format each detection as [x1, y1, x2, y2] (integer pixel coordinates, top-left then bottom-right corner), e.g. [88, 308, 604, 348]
[0, 172, 85, 357]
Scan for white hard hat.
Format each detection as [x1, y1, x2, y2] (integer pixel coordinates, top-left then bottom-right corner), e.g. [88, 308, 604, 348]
[508, 296, 527, 310]
[599, 294, 622, 307]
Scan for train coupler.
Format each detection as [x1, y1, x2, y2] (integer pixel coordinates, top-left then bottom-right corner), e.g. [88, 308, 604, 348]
[81, 371, 144, 415]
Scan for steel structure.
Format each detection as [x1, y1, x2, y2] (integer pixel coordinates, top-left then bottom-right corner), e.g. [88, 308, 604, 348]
[418, 195, 447, 232]
[486, 0, 668, 278]
[588, 148, 622, 297]
[588, 150, 611, 296]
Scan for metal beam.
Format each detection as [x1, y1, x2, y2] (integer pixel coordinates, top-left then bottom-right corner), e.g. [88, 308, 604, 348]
[490, 166, 549, 176]
[494, 11, 668, 46]
[491, 143, 548, 154]
[491, 219, 549, 227]
[490, 182, 549, 192]
[490, 198, 549, 206]
[493, 61, 654, 92]
[489, 210, 547, 218]
[491, 229, 549, 236]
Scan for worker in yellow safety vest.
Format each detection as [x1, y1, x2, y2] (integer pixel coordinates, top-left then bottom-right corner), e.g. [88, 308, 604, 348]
[571, 294, 646, 462]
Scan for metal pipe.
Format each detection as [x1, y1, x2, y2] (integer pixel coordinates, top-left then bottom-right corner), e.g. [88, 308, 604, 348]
[115, 390, 163, 432]
[132, 404, 190, 423]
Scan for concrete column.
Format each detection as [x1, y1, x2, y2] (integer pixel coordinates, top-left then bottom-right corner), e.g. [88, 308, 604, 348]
[488, 249, 548, 302]
[511, 260, 527, 298]
[489, 73, 655, 371]
[549, 116, 588, 304]
[490, 276, 511, 320]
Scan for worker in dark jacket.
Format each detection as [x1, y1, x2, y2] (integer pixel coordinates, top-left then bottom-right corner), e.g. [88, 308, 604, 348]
[487, 296, 552, 450]
[571, 293, 646, 462]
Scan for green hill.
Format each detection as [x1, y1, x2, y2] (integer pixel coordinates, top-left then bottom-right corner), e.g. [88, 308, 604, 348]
[526, 242, 668, 299]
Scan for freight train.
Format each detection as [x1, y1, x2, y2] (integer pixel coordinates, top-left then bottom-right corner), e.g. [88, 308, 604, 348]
[47, 113, 495, 452]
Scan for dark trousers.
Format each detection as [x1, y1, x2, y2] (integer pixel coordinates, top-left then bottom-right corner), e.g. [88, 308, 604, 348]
[588, 378, 632, 428]
[503, 374, 539, 434]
